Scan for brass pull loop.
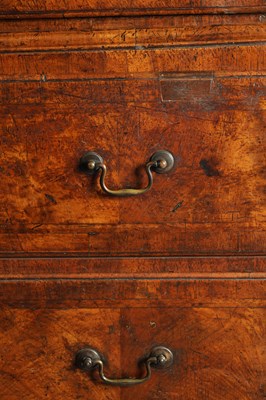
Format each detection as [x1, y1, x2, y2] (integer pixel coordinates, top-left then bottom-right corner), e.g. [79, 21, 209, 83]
[80, 150, 174, 197]
[75, 346, 173, 387]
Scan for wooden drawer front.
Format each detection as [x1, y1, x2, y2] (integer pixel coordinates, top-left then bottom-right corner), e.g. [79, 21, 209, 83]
[0, 1, 265, 18]
[0, 16, 265, 257]
[0, 52, 266, 255]
[0, 279, 265, 400]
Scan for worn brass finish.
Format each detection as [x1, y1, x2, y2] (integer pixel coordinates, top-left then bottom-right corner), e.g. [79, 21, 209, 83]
[149, 150, 175, 174]
[80, 150, 174, 197]
[75, 346, 173, 386]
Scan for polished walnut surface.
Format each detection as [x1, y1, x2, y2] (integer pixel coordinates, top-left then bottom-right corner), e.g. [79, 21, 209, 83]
[0, 2, 265, 399]
[0, 14, 265, 257]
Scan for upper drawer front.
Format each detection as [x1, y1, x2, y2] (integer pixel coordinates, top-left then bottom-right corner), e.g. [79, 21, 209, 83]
[0, 0, 265, 18]
[0, 16, 265, 256]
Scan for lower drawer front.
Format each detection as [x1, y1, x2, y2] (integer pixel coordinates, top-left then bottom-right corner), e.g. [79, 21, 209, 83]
[0, 280, 265, 400]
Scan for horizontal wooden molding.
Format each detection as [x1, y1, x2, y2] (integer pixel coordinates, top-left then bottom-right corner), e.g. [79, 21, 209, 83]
[0, 256, 265, 278]
[0, 21, 264, 53]
[0, 279, 265, 308]
[0, 1, 265, 19]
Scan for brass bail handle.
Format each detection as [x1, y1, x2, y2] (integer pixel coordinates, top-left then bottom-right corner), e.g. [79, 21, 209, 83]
[80, 150, 175, 197]
[75, 346, 173, 387]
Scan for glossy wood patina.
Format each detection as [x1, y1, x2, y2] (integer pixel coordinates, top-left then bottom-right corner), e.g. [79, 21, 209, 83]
[0, 2, 265, 399]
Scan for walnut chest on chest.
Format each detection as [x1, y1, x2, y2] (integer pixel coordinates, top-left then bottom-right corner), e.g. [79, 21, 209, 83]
[0, 1, 265, 399]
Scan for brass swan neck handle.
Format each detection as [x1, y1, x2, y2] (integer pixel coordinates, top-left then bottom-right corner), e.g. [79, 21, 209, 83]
[75, 346, 173, 386]
[80, 150, 174, 197]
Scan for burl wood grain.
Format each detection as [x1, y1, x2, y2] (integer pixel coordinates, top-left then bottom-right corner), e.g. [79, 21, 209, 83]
[0, 279, 265, 400]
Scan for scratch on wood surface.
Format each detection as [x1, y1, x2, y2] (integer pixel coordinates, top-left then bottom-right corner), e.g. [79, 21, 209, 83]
[45, 194, 57, 204]
[172, 201, 183, 212]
